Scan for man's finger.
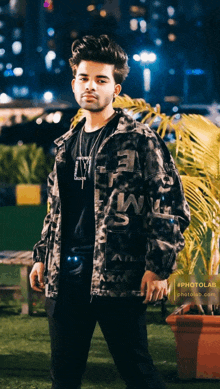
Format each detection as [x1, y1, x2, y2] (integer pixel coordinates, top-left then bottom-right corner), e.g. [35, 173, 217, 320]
[30, 275, 43, 292]
[29, 269, 44, 292]
[37, 270, 45, 286]
[144, 284, 167, 303]
[140, 279, 147, 296]
[143, 293, 152, 304]
[143, 284, 154, 303]
[31, 276, 45, 292]
[31, 284, 44, 292]
[153, 288, 164, 302]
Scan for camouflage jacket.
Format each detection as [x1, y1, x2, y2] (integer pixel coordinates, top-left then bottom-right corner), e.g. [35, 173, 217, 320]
[33, 109, 190, 299]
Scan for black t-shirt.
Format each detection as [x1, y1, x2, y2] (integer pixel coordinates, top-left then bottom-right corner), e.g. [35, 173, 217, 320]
[61, 112, 120, 256]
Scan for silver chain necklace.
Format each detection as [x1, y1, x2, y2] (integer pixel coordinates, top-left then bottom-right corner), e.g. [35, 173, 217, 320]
[76, 125, 106, 189]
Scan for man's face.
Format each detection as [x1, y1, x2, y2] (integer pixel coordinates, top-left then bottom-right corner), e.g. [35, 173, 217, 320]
[71, 61, 121, 112]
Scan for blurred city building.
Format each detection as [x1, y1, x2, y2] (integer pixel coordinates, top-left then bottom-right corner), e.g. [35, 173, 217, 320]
[0, 0, 26, 99]
[117, 0, 214, 105]
[0, 0, 218, 108]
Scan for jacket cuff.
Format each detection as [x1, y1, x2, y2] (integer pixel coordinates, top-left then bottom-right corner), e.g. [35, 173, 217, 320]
[32, 255, 45, 264]
[144, 266, 170, 280]
[145, 258, 177, 280]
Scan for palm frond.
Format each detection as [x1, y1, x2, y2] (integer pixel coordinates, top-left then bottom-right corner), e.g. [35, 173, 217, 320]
[180, 115, 220, 181]
[180, 175, 219, 238]
[70, 108, 85, 128]
[114, 94, 150, 113]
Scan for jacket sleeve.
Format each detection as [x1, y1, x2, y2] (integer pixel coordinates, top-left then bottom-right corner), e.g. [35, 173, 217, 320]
[140, 130, 190, 279]
[32, 167, 55, 264]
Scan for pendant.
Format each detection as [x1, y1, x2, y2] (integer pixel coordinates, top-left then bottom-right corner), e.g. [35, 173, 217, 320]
[74, 157, 91, 189]
[81, 177, 86, 189]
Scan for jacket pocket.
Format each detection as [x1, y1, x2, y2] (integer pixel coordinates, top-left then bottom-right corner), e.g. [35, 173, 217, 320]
[104, 229, 146, 272]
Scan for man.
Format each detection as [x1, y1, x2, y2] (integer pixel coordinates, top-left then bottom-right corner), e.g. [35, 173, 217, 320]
[30, 35, 190, 389]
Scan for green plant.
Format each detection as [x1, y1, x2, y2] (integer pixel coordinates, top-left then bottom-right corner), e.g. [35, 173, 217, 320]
[175, 115, 220, 271]
[0, 144, 54, 184]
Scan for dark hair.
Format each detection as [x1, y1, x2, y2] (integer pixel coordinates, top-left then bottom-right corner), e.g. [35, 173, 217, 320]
[69, 35, 129, 84]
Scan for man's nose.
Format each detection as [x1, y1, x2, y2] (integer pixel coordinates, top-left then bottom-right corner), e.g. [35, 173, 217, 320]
[85, 79, 96, 90]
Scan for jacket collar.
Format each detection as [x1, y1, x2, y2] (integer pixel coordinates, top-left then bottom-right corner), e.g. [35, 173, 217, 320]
[54, 108, 137, 148]
[54, 117, 86, 147]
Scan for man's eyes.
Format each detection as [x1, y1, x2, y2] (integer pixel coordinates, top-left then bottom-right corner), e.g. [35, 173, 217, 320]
[78, 78, 107, 83]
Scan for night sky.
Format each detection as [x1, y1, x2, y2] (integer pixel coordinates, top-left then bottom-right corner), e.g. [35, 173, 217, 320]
[53, 0, 220, 100]
[199, 1, 220, 97]
[1, 0, 220, 102]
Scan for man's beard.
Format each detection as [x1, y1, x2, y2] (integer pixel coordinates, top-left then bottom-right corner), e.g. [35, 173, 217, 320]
[79, 93, 114, 112]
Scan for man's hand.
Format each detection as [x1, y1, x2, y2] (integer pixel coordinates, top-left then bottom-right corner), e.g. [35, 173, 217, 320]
[141, 270, 167, 304]
[29, 262, 45, 292]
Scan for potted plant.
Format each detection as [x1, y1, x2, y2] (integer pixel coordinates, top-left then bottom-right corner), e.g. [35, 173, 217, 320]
[0, 143, 53, 205]
[164, 114, 220, 379]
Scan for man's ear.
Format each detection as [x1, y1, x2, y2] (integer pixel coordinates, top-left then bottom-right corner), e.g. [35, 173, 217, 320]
[71, 79, 75, 94]
[114, 84, 122, 98]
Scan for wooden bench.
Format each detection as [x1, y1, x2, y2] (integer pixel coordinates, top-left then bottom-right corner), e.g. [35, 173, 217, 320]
[0, 250, 33, 314]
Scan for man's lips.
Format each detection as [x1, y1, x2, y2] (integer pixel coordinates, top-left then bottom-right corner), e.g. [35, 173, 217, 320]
[82, 94, 97, 99]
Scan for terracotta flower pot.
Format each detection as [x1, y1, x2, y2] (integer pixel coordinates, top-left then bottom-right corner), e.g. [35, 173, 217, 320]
[166, 304, 220, 379]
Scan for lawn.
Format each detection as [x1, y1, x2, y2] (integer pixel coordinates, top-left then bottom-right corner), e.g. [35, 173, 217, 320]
[1, 305, 220, 389]
[1, 206, 220, 388]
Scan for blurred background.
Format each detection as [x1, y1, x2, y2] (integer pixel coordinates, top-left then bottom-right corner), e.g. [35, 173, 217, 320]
[1, 0, 220, 193]
[0, 2, 219, 381]
[0, 0, 220, 187]
[0, 0, 219, 367]
[0, 0, 219, 194]
[0, 0, 220, 128]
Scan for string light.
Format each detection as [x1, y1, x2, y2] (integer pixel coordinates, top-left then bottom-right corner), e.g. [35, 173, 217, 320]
[100, 10, 107, 17]
[87, 5, 95, 11]
[168, 18, 176, 25]
[168, 33, 176, 41]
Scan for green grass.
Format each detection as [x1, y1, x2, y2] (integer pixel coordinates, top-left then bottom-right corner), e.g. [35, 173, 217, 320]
[0, 305, 220, 389]
[0, 306, 173, 389]
[1, 206, 220, 388]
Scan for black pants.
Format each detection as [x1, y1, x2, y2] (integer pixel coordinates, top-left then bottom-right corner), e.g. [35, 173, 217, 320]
[45, 294, 166, 389]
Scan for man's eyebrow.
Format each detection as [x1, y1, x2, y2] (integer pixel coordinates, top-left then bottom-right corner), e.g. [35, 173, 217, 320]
[77, 73, 110, 80]
[96, 75, 110, 80]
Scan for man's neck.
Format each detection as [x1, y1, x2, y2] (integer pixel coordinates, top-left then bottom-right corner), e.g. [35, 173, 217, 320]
[84, 107, 116, 133]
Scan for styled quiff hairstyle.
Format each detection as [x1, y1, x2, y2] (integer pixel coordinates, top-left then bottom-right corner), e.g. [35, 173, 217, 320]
[69, 34, 130, 85]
